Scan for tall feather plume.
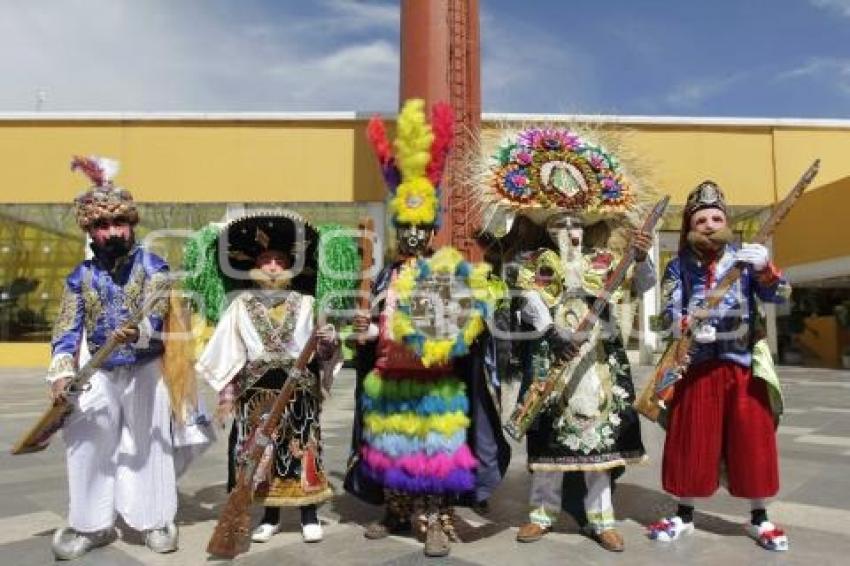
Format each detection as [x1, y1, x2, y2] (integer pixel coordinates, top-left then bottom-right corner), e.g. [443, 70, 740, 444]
[366, 117, 393, 166]
[426, 102, 454, 186]
[394, 99, 433, 182]
[70, 155, 120, 186]
[70, 155, 106, 186]
[96, 158, 120, 184]
[367, 117, 401, 191]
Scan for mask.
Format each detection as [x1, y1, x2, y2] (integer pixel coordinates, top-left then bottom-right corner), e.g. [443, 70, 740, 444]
[546, 214, 583, 252]
[249, 268, 292, 290]
[686, 226, 734, 255]
[396, 224, 432, 257]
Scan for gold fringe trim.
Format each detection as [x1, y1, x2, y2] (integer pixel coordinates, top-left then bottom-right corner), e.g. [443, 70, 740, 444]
[161, 289, 198, 424]
[528, 454, 648, 473]
[255, 475, 335, 508]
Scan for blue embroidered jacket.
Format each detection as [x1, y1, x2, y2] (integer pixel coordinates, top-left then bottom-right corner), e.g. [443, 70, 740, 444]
[659, 244, 791, 368]
[47, 246, 169, 381]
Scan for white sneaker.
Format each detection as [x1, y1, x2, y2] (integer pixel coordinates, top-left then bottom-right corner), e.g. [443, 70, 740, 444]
[647, 516, 694, 542]
[302, 523, 323, 543]
[746, 521, 789, 552]
[251, 523, 281, 543]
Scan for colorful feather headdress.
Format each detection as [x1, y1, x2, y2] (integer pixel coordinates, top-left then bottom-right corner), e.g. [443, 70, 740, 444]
[367, 98, 454, 227]
[474, 125, 654, 238]
[70, 155, 138, 230]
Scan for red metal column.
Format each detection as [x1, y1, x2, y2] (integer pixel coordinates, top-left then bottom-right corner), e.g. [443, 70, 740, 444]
[400, 0, 451, 106]
[400, 0, 482, 260]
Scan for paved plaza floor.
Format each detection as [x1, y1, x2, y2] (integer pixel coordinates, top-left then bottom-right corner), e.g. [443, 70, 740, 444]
[2, 364, 850, 565]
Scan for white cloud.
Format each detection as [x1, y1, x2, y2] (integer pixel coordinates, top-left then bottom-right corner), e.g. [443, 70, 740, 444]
[664, 73, 746, 109]
[266, 40, 398, 110]
[321, 0, 399, 30]
[809, 0, 850, 17]
[0, 0, 399, 112]
[479, 8, 600, 113]
[775, 57, 850, 96]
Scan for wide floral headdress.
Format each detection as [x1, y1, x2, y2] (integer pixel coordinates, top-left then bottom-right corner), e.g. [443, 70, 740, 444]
[70, 155, 138, 230]
[366, 98, 454, 228]
[476, 126, 650, 238]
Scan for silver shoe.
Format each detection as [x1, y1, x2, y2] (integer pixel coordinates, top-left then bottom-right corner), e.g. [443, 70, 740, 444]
[145, 521, 179, 554]
[52, 526, 116, 560]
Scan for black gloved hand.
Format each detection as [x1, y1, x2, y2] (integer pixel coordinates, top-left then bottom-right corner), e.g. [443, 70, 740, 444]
[544, 324, 580, 361]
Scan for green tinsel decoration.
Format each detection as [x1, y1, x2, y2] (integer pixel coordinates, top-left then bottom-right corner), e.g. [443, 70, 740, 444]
[316, 223, 361, 317]
[182, 223, 229, 323]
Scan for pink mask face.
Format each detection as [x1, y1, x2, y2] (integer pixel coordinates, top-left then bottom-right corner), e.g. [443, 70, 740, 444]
[689, 208, 727, 235]
[89, 217, 132, 247]
[256, 250, 290, 276]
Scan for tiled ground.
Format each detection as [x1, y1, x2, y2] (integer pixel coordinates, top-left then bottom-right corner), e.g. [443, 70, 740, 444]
[2, 365, 850, 565]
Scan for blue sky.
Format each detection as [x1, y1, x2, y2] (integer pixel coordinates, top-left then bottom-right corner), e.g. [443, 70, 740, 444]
[1, 0, 848, 117]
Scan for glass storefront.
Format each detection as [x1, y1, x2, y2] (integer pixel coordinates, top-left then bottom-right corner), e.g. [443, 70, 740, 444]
[0, 205, 83, 342]
[0, 202, 381, 342]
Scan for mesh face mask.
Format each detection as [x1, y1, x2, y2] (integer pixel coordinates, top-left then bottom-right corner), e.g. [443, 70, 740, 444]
[396, 224, 433, 256]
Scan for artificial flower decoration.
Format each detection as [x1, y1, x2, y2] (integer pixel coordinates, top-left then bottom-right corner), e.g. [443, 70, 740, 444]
[487, 127, 636, 214]
[514, 249, 566, 308]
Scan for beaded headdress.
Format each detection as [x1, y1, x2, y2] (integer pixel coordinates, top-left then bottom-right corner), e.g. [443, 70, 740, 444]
[71, 156, 138, 230]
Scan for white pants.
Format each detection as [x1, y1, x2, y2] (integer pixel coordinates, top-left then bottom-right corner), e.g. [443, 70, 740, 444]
[62, 359, 177, 532]
[529, 470, 614, 532]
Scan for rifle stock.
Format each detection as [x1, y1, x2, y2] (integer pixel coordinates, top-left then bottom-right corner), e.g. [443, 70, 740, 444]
[505, 196, 670, 440]
[11, 281, 169, 455]
[207, 329, 320, 558]
[635, 159, 820, 422]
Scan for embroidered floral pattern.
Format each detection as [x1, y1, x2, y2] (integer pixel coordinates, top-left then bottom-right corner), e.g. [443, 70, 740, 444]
[52, 287, 80, 343]
[143, 270, 171, 319]
[47, 353, 76, 380]
[121, 260, 147, 314]
[551, 355, 631, 455]
[80, 270, 103, 338]
[238, 292, 303, 389]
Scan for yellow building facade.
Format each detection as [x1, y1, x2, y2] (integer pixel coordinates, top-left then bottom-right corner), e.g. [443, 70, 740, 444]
[1, 113, 849, 367]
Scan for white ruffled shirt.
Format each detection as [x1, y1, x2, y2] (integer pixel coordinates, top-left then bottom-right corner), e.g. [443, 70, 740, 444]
[195, 292, 316, 393]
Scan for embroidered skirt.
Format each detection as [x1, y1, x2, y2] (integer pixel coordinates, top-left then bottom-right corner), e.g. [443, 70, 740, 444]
[227, 369, 333, 507]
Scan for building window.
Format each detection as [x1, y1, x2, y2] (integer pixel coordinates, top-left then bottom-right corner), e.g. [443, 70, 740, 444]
[0, 205, 83, 342]
[0, 202, 382, 342]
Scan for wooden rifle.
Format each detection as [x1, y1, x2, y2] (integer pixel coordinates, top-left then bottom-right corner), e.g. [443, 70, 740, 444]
[206, 329, 320, 559]
[634, 159, 820, 422]
[355, 217, 375, 344]
[504, 196, 670, 440]
[11, 279, 169, 455]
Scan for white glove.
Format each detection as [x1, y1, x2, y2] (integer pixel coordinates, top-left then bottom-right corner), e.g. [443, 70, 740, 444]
[735, 243, 769, 271]
[693, 322, 717, 344]
[520, 292, 554, 332]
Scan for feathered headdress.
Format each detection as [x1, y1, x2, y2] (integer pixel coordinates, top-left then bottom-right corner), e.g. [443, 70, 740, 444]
[367, 98, 454, 227]
[70, 155, 138, 230]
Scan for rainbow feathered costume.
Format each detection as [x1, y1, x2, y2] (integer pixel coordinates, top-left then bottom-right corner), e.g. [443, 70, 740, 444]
[344, 100, 510, 504]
